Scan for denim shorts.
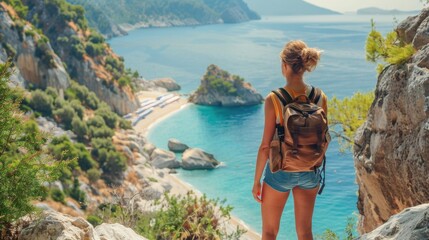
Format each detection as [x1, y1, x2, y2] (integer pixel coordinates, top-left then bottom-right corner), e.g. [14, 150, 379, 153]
[263, 161, 321, 192]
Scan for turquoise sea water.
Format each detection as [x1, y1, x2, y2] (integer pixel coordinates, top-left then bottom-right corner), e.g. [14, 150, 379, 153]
[109, 14, 409, 239]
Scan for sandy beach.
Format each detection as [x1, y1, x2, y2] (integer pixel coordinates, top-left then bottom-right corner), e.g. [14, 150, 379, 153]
[132, 90, 261, 240]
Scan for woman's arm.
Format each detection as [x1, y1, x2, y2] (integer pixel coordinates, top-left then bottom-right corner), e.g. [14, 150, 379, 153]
[252, 94, 276, 202]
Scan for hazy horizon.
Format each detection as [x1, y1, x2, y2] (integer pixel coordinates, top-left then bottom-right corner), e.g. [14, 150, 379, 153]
[305, 0, 424, 13]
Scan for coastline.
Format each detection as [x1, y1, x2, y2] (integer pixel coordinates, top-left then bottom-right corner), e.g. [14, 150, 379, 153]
[132, 91, 261, 240]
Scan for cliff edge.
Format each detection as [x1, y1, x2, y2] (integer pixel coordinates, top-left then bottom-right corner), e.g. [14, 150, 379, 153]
[353, 8, 429, 234]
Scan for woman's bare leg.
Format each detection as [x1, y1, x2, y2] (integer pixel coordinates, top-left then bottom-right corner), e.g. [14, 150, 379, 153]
[261, 182, 290, 240]
[292, 186, 319, 240]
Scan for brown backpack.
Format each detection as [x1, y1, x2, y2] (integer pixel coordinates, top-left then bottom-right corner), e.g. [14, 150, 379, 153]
[268, 85, 330, 194]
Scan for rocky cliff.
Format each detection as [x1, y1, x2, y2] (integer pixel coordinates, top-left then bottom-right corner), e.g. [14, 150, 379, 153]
[19, 0, 139, 115]
[353, 8, 429, 234]
[0, 4, 69, 89]
[358, 204, 429, 240]
[189, 64, 263, 106]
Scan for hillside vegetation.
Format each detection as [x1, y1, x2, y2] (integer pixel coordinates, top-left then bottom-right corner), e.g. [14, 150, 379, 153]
[66, 0, 260, 37]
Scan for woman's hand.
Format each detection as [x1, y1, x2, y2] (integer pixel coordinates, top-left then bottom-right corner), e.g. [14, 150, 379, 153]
[252, 181, 262, 203]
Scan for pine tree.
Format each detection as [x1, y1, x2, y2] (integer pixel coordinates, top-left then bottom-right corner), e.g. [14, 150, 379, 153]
[0, 61, 65, 231]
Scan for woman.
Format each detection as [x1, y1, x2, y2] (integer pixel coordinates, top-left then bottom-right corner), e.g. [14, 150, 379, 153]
[252, 40, 328, 240]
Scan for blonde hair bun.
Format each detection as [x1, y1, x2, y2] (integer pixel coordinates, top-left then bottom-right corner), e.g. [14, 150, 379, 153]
[280, 40, 323, 74]
[300, 47, 322, 72]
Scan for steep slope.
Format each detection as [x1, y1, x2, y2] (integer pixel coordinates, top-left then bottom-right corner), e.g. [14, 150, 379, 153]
[0, 3, 69, 89]
[244, 0, 340, 16]
[66, 0, 260, 38]
[18, 0, 139, 115]
[353, 8, 429, 234]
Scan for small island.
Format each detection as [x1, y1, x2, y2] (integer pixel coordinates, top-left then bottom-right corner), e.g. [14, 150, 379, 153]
[188, 64, 263, 106]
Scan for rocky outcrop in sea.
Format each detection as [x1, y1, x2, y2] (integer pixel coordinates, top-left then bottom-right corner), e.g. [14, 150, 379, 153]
[189, 64, 263, 106]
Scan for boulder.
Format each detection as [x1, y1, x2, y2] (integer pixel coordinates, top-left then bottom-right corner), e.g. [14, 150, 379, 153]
[151, 77, 181, 91]
[95, 223, 148, 240]
[143, 143, 156, 155]
[18, 210, 99, 240]
[141, 183, 164, 200]
[359, 204, 429, 240]
[181, 148, 220, 170]
[167, 138, 189, 152]
[150, 148, 180, 169]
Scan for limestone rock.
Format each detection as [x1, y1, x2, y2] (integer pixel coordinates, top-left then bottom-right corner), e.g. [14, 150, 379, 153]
[358, 204, 429, 240]
[18, 210, 100, 240]
[181, 148, 220, 170]
[143, 143, 156, 155]
[151, 77, 181, 91]
[167, 138, 189, 152]
[95, 223, 148, 240]
[141, 183, 164, 200]
[188, 64, 263, 106]
[150, 148, 180, 169]
[354, 8, 429, 234]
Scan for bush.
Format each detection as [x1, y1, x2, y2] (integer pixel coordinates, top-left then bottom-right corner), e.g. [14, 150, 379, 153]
[87, 215, 102, 227]
[69, 178, 86, 208]
[72, 117, 88, 141]
[70, 100, 85, 119]
[87, 115, 105, 129]
[95, 105, 117, 128]
[49, 135, 97, 172]
[30, 89, 53, 116]
[50, 188, 66, 204]
[87, 168, 101, 184]
[101, 151, 126, 184]
[85, 42, 104, 57]
[136, 191, 246, 239]
[119, 119, 132, 130]
[86, 92, 99, 109]
[45, 87, 58, 99]
[89, 125, 114, 138]
[53, 104, 76, 129]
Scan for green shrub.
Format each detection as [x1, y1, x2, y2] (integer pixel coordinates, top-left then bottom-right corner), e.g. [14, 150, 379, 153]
[45, 87, 58, 99]
[53, 104, 76, 129]
[86, 92, 99, 109]
[50, 188, 66, 204]
[72, 117, 88, 141]
[69, 178, 86, 208]
[136, 191, 246, 240]
[87, 215, 102, 227]
[30, 89, 53, 116]
[70, 100, 85, 119]
[87, 168, 101, 184]
[49, 135, 97, 172]
[95, 105, 117, 128]
[119, 119, 132, 130]
[100, 151, 126, 184]
[85, 42, 104, 57]
[87, 116, 105, 129]
[89, 125, 114, 138]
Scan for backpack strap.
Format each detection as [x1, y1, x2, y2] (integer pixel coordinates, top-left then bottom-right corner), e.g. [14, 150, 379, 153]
[308, 85, 316, 100]
[317, 155, 326, 195]
[269, 93, 283, 125]
[277, 88, 293, 105]
[312, 87, 322, 105]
